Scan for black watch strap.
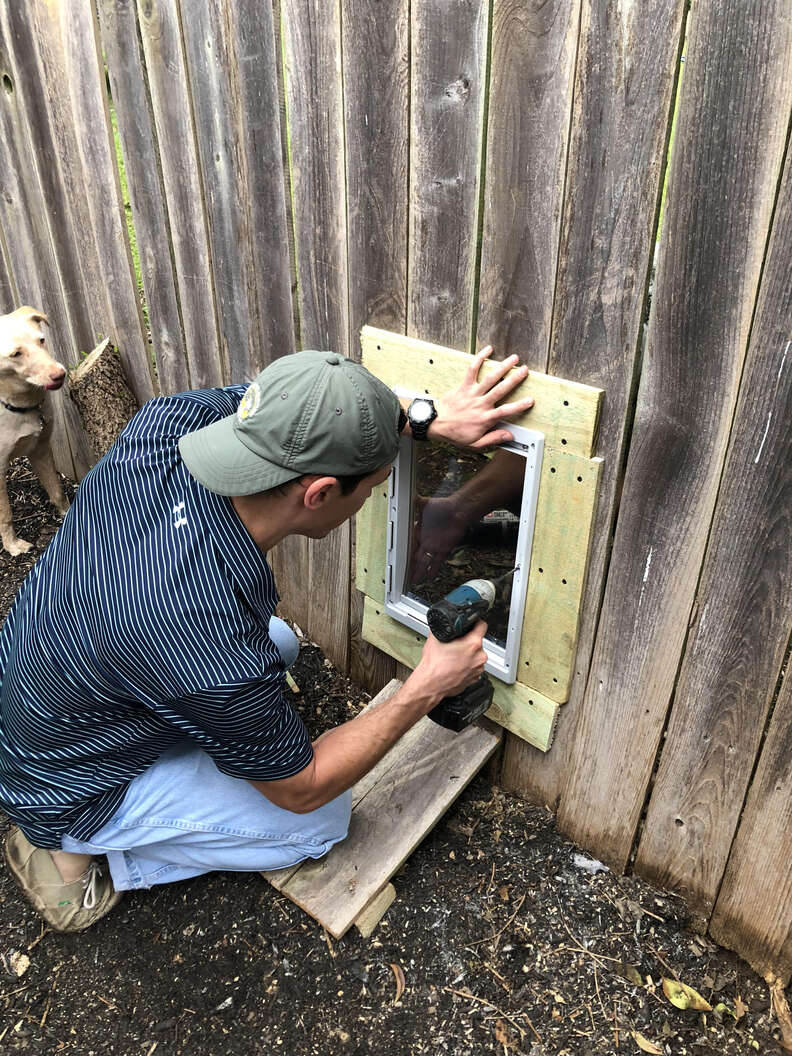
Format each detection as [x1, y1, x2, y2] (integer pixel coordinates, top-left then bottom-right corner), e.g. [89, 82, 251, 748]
[407, 397, 437, 441]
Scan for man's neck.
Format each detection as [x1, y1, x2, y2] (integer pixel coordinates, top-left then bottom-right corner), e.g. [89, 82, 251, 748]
[230, 493, 295, 553]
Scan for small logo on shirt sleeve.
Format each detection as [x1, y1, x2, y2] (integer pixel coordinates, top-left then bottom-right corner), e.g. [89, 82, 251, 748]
[173, 501, 188, 529]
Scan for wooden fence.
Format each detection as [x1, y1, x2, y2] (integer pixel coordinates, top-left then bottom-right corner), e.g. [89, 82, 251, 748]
[0, 0, 790, 980]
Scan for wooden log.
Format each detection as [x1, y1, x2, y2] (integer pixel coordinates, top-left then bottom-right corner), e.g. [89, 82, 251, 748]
[556, 0, 792, 871]
[68, 339, 140, 461]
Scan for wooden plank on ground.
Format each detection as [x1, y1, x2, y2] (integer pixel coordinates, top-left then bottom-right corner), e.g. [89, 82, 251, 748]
[137, 0, 224, 388]
[408, 0, 489, 351]
[354, 883, 396, 938]
[709, 662, 792, 984]
[475, 0, 580, 368]
[556, 0, 792, 871]
[97, 0, 190, 393]
[362, 598, 558, 751]
[280, 709, 501, 937]
[500, 0, 688, 810]
[280, 0, 350, 671]
[634, 123, 792, 924]
[361, 328, 603, 459]
[342, 0, 408, 693]
[180, 0, 295, 381]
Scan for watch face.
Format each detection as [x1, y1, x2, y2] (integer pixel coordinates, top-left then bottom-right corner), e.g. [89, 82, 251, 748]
[410, 400, 434, 422]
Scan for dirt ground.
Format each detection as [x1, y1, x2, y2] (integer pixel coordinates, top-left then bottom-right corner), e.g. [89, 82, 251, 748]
[1, 458, 789, 1055]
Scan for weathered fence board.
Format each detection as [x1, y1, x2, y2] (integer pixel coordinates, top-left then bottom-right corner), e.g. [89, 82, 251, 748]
[408, 0, 489, 350]
[501, 0, 689, 810]
[634, 120, 792, 924]
[343, 0, 409, 691]
[137, 0, 224, 389]
[17, 1, 153, 408]
[556, 0, 792, 871]
[475, 0, 580, 368]
[0, 5, 92, 479]
[181, 0, 294, 381]
[97, 0, 190, 393]
[709, 657, 792, 984]
[278, 0, 350, 670]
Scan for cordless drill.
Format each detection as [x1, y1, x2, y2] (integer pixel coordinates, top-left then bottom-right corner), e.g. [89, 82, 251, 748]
[426, 572, 515, 732]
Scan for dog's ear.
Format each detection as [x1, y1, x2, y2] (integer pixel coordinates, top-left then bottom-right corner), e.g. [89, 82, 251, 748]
[14, 306, 49, 326]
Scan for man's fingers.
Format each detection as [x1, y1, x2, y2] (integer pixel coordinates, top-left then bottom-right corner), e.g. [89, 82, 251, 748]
[482, 369, 531, 406]
[465, 344, 496, 385]
[469, 429, 515, 449]
[475, 353, 523, 393]
[488, 396, 535, 419]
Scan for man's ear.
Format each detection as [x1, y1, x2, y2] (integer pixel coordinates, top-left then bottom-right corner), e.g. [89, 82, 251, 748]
[301, 475, 339, 510]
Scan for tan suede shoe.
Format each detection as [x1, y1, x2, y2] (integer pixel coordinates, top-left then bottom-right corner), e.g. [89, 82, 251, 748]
[4, 827, 123, 932]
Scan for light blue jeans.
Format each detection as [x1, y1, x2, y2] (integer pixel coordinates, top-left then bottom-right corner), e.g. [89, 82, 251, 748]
[61, 617, 352, 891]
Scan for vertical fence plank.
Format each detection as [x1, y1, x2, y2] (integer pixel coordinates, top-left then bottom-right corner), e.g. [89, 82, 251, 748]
[408, 0, 489, 351]
[343, 0, 409, 691]
[0, 226, 16, 313]
[556, 0, 792, 870]
[180, 0, 295, 382]
[634, 123, 792, 923]
[97, 0, 190, 393]
[0, 6, 92, 479]
[709, 656, 792, 982]
[10, 1, 153, 409]
[137, 0, 224, 389]
[501, 0, 688, 806]
[475, 0, 580, 368]
[280, 0, 350, 670]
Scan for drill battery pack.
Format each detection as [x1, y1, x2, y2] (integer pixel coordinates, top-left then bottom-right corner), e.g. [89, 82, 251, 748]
[428, 673, 493, 733]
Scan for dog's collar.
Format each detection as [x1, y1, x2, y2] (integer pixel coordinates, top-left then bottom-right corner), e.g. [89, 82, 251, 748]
[1, 398, 43, 415]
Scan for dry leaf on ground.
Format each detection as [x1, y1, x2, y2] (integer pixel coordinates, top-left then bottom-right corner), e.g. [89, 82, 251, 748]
[632, 1030, 664, 1053]
[767, 975, 792, 1052]
[662, 977, 712, 1012]
[390, 963, 406, 1004]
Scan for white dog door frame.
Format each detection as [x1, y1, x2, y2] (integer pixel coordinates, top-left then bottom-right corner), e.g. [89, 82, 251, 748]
[384, 402, 544, 684]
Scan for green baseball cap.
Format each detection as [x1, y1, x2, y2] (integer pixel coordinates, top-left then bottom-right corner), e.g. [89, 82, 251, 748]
[178, 350, 402, 496]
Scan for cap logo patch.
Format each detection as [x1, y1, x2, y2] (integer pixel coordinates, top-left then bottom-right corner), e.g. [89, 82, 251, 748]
[237, 382, 262, 422]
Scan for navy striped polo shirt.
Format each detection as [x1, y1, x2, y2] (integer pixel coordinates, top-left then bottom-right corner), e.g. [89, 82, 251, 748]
[0, 386, 314, 849]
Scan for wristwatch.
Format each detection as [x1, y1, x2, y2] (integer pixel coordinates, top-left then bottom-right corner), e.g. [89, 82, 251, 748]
[407, 397, 437, 441]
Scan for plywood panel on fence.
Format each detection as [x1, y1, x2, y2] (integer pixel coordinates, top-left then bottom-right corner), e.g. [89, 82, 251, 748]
[556, 0, 792, 871]
[97, 0, 189, 394]
[362, 598, 558, 750]
[181, 0, 295, 381]
[635, 122, 792, 924]
[501, 0, 689, 810]
[137, 0, 223, 390]
[279, 0, 350, 670]
[709, 661, 792, 984]
[409, 0, 489, 351]
[343, 0, 409, 693]
[476, 0, 580, 368]
[361, 328, 601, 457]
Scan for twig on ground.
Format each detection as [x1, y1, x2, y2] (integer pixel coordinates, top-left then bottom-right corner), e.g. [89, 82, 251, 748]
[650, 944, 679, 981]
[444, 986, 533, 1043]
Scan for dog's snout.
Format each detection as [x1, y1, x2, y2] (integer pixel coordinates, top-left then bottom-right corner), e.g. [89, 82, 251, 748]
[45, 368, 66, 391]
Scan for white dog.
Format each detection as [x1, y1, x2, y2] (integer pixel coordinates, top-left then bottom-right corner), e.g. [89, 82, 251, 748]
[0, 306, 69, 555]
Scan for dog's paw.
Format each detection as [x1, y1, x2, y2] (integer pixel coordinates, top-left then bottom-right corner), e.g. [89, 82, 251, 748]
[4, 538, 33, 556]
[55, 502, 70, 517]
